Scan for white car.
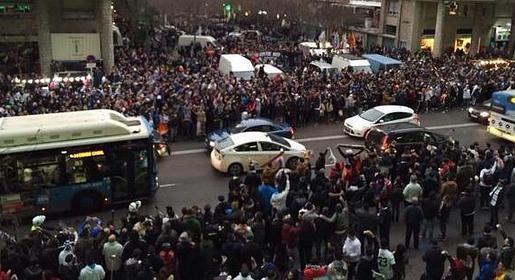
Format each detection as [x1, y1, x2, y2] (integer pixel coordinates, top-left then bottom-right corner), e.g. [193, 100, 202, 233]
[343, 105, 420, 137]
[210, 132, 307, 175]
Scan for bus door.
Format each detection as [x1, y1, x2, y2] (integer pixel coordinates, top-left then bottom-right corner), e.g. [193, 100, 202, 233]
[108, 143, 151, 201]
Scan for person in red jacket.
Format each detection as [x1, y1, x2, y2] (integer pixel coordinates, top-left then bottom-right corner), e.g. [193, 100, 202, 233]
[281, 215, 302, 271]
[303, 257, 327, 280]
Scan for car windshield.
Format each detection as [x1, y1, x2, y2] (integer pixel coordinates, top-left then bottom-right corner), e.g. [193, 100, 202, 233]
[230, 124, 246, 133]
[268, 134, 290, 148]
[359, 108, 384, 122]
[216, 137, 235, 150]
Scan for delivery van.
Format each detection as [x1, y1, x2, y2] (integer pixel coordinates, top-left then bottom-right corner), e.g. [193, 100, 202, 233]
[219, 54, 255, 80]
[178, 35, 218, 49]
[331, 54, 372, 73]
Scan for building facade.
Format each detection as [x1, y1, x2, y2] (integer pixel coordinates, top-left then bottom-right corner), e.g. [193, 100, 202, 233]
[0, 0, 114, 76]
[374, 0, 514, 56]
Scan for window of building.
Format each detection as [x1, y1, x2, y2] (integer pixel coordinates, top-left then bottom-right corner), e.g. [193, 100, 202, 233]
[388, 0, 400, 16]
[385, 25, 397, 36]
[399, 40, 408, 49]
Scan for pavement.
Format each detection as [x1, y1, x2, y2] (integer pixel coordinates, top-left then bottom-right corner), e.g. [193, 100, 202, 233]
[14, 109, 515, 279]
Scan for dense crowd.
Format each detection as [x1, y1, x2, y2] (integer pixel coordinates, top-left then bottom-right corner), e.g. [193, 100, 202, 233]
[3, 16, 515, 280]
[2, 137, 515, 280]
[0, 24, 514, 142]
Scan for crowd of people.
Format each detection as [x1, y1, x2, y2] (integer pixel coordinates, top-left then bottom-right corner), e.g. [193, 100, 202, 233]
[1, 19, 514, 142]
[2, 135, 515, 280]
[2, 14, 515, 280]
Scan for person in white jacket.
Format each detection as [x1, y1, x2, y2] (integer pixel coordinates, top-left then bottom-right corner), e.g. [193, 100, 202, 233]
[270, 172, 290, 211]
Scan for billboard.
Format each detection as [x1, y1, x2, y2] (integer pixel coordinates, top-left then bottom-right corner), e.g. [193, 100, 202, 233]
[51, 33, 101, 61]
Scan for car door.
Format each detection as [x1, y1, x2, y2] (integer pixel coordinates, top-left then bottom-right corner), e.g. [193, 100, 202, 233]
[258, 141, 288, 167]
[232, 142, 260, 168]
[390, 131, 424, 150]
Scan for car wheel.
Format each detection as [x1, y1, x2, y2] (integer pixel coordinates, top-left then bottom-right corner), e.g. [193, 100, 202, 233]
[286, 157, 299, 170]
[228, 163, 243, 176]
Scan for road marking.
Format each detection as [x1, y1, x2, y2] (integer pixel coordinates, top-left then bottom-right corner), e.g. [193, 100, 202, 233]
[297, 134, 348, 143]
[171, 148, 205, 156]
[426, 123, 479, 130]
[170, 122, 482, 156]
[159, 183, 177, 188]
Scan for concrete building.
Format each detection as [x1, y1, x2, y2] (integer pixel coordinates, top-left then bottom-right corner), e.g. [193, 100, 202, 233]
[374, 0, 514, 56]
[0, 0, 114, 76]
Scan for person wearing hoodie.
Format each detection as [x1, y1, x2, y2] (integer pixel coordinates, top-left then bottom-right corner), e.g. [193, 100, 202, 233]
[78, 254, 105, 280]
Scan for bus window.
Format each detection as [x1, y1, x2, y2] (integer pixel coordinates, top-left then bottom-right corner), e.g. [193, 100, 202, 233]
[8, 153, 61, 191]
[65, 152, 107, 184]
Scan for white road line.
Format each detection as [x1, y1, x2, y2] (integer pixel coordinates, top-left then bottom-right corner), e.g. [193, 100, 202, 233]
[171, 148, 205, 156]
[426, 123, 479, 130]
[170, 122, 482, 156]
[159, 183, 177, 188]
[297, 134, 348, 143]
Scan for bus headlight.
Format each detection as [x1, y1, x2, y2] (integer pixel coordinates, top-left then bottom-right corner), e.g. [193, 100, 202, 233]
[480, 112, 490, 118]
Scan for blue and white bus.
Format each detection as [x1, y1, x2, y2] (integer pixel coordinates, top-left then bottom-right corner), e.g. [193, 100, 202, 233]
[487, 89, 515, 142]
[0, 109, 159, 215]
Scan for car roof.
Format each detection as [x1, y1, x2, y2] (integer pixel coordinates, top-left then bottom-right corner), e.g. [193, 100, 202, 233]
[372, 122, 425, 134]
[372, 105, 414, 114]
[228, 132, 277, 146]
[240, 117, 284, 127]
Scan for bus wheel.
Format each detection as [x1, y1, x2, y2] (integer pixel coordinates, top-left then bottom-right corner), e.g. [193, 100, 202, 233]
[74, 193, 102, 214]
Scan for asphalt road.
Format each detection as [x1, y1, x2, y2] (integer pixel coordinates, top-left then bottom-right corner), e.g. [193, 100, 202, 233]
[19, 110, 514, 279]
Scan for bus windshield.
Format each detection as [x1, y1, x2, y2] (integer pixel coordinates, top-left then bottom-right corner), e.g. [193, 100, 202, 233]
[487, 90, 515, 143]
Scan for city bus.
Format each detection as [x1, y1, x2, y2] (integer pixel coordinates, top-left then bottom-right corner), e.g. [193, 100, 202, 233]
[0, 109, 159, 215]
[487, 89, 515, 143]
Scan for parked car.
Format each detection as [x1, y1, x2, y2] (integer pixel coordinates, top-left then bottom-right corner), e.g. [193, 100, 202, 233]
[364, 122, 448, 152]
[344, 105, 419, 138]
[210, 132, 306, 175]
[468, 100, 491, 124]
[206, 118, 294, 150]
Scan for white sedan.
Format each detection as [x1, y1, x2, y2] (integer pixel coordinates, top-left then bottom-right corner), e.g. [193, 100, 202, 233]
[210, 132, 307, 175]
[343, 105, 420, 137]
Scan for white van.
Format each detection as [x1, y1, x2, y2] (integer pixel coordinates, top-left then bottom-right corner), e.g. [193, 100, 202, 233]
[178, 35, 218, 49]
[299, 42, 332, 56]
[309, 60, 337, 75]
[219, 54, 255, 80]
[255, 64, 284, 78]
[332, 54, 372, 73]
